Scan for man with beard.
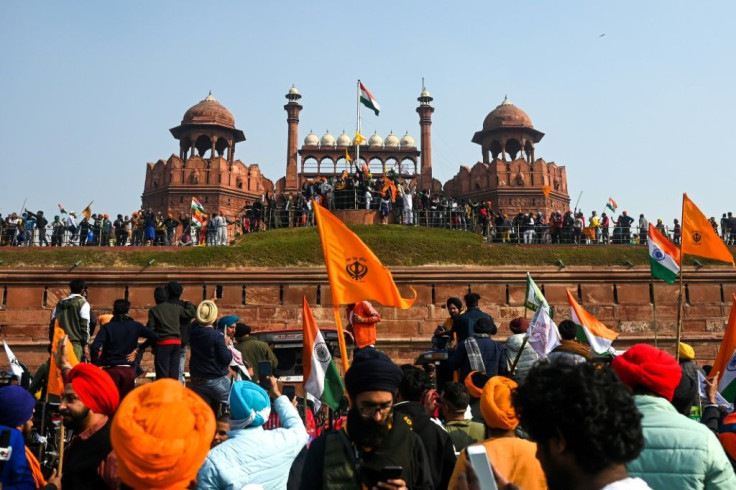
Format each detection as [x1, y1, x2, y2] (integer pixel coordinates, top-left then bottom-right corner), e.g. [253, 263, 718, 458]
[394, 365, 456, 489]
[0, 385, 61, 489]
[300, 349, 433, 490]
[55, 339, 121, 489]
[513, 361, 650, 490]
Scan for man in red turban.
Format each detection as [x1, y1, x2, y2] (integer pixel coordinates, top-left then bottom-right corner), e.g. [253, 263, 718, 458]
[56, 336, 120, 489]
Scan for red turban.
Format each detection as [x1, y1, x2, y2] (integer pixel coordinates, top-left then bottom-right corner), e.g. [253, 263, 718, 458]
[66, 363, 120, 415]
[611, 344, 682, 401]
[111, 379, 215, 489]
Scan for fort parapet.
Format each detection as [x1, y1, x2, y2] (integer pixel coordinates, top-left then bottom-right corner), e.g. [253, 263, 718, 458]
[1, 266, 734, 371]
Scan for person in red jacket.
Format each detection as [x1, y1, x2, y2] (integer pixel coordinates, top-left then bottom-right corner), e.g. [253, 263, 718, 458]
[346, 301, 382, 353]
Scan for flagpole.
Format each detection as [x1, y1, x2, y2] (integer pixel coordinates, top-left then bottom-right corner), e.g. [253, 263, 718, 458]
[332, 304, 350, 373]
[675, 194, 686, 361]
[58, 423, 65, 473]
[356, 80, 361, 175]
[651, 278, 659, 348]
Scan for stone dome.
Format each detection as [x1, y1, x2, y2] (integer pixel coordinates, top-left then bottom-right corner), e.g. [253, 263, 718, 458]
[336, 131, 351, 147]
[400, 131, 415, 147]
[420, 89, 431, 98]
[482, 96, 533, 130]
[182, 93, 236, 129]
[384, 131, 399, 147]
[321, 130, 335, 147]
[288, 85, 300, 96]
[368, 131, 383, 147]
[304, 130, 319, 146]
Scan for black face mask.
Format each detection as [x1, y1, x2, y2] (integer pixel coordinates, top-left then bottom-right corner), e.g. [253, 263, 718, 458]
[346, 407, 391, 448]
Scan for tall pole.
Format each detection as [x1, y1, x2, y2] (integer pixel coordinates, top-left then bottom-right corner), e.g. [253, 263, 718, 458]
[675, 196, 685, 361]
[356, 80, 361, 174]
[651, 278, 659, 348]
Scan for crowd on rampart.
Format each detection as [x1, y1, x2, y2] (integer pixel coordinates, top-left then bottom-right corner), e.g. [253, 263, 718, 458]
[2, 280, 736, 489]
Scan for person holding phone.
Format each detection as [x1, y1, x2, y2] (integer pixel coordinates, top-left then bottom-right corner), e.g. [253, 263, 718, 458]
[233, 323, 278, 383]
[300, 349, 433, 490]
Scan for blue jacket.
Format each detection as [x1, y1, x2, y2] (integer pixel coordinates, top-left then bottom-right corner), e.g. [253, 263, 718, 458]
[197, 396, 308, 489]
[627, 395, 735, 489]
[189, 323, 232, 379]
[0, 426, 34, 490]
[91, 316, 158, 366]
[448, 335, 508, 381]
[451, 307, 495, 343]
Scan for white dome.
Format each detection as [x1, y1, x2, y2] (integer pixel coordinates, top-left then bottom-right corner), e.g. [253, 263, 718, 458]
[288, 85, 300, 95]
[400, 131, 415, 147]
[368, 131, 383, 147]
[304, 130, 319, 146]
[384, 131, 399, 147]
[420, 89, 431, 98]
[320, 130, 335, 147]
[336, 131, 351, 147]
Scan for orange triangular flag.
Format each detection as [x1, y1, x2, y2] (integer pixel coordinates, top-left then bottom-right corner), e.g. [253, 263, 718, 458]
[712, 294, 736, 386]
[47, 321, 80, 396]
[682, 193, 734, 264]
[541, 185, 551, 198]
[313, 202, 416, 309]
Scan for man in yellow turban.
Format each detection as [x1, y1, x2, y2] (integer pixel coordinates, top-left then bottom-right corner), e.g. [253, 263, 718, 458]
[449, 376, 547, 489]
[111, 379, 215, 489]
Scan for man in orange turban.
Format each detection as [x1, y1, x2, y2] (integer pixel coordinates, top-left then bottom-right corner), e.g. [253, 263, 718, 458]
[111, 379, 215, 489]
[56, 337, 121, 489]
[449, 376, 547, 490]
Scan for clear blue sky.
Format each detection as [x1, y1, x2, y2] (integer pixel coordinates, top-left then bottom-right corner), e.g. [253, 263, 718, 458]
[1, 1, 734, 226]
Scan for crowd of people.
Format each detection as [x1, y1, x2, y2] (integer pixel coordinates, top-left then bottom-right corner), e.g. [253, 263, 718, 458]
[2, 280, 736, 489]
[4, 183, 736, 247]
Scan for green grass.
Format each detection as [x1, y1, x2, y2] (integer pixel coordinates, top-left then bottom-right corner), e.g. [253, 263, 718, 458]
[0, 226, 730, 268]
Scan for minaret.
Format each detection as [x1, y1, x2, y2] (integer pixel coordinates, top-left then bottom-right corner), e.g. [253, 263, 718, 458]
[284, 85, 302, 192]
[416, 85, 434, 190]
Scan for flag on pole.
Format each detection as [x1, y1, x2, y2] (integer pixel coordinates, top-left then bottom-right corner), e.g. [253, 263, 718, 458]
[359, 82, 381, 116]
[605, 197, 618, 213]
[527, 307, 561, 357]
[354, 131, 366, 146]
[302, 297, 344, 411]
[48, 321, 80, 396]
[58, 203, 68, 216]
[82, 201, 93, 221]
[313, 203, 416, 309]
[681, 193, 734, 264]
[541, 186, 551, 198]
[713, 294, 736, 402]
[191, 197, 207, 229]
[345, 148, 353, 163]
[567, 290, 619, 354]
[2, 339, 25, 382]
[524, 273, 549, 313]
[648, 223, 681, 284]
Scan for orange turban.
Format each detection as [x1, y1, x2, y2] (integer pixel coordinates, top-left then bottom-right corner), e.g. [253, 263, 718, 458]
[66, 363, 119, 416]
[98, 314, 113, 327]
[480, 376, 519, 430]
[464, 371, 491, 399]
[111, 379, 215, 489]
[717, 412, 736, 462]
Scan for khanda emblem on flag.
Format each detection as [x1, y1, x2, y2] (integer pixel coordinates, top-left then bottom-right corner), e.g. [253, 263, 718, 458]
[346, 257, 369, 280]
[693, 232, 702, 243]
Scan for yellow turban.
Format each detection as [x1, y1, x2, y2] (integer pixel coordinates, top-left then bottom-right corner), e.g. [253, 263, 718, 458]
[196, 300, 218, 325]
[111, 379, 215, 489]
[678, 342, 695, 361]
[480, 376, 519, 431]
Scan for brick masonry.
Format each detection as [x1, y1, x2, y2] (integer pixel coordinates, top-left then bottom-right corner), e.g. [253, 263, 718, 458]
[1, 266, 734, 371]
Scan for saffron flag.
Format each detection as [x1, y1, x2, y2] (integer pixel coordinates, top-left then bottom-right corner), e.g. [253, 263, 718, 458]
[345, 148, 353, 163]
[354, 131, 366, 146]
[524, 273, 550, 313]
[2, 339, 25, 381]
[313, 203, 417, 309]
[302, 297, 344, 411]
[359, 82, 381, 116]
[648, 223, 681, 284]
[713, 294, 736, 402]
[541, 186, 551, 198]
[682, 193, 734, 264]
[567, 290, 619, 354]
[82, 201, 93, 221]
[48, 321, 80, 396]
[527, 307, 561, 357]
[191, 197, 207, 229]
[605, 197, 618, 213]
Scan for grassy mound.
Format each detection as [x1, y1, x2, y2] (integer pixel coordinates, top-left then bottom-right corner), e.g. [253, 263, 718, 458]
[0, 226, 727, 268]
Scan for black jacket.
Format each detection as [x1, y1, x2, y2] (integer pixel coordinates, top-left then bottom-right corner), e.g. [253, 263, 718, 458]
[91, 316, 158, 366]
[189, 324, 232, 379]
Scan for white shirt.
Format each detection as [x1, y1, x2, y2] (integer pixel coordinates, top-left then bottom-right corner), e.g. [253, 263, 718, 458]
[600, 477, 653, 490]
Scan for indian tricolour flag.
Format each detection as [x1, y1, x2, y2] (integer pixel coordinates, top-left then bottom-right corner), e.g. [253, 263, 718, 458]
[605, 197, 618, 213]
[525, 273, 550, 313]
[713, 294, 736, 402]
[648, 223, 680, 284]
[567, 290, 619, 355]
[359, 81, 381, 116]
[302, 297, 344, 411]
[191, 197, 206, 228]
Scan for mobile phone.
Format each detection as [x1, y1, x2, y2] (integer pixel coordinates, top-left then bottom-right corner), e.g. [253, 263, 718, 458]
[466, 445, 498, 490]
[380, 466, 403, 481]
[216, 285, 223, 299]
[258, 361, 273, 388]
[282, 385, 296, 401]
